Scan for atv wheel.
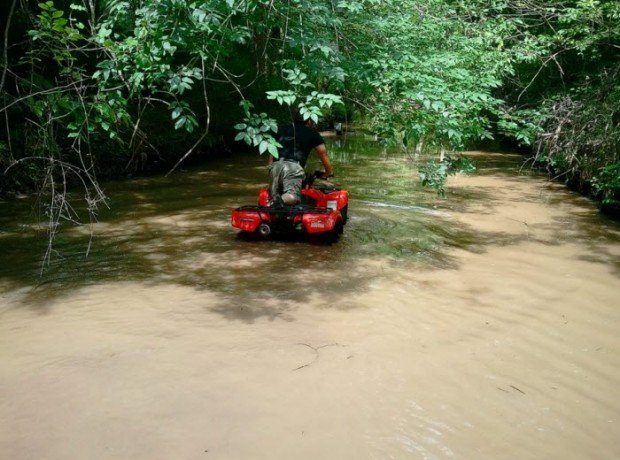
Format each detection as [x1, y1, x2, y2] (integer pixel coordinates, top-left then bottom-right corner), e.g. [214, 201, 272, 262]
[322, 221, 343, 244]
[258, 222, 272, 238]
[340, 204, 348, 224]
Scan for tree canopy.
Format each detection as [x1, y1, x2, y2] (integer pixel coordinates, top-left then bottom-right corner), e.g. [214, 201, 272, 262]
[1, 0, 618, 209]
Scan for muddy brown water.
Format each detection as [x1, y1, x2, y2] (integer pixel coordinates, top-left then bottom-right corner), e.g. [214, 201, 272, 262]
[1, 135, 619, 459]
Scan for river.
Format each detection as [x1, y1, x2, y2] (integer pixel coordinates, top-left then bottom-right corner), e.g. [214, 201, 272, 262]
[1, 134, 619, 459]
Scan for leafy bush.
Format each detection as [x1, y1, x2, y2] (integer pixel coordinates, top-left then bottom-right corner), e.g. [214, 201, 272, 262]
[419, 155, 476, 197]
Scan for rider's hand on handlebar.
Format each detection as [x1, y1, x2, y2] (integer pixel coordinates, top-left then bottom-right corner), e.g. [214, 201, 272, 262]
[314, 170, 334, 180]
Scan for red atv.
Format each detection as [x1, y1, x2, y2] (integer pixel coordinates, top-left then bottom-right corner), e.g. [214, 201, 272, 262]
[231, 172, 349, 242]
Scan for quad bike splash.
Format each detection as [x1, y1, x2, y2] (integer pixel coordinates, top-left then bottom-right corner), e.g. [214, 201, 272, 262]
[231, 171, 349, 242]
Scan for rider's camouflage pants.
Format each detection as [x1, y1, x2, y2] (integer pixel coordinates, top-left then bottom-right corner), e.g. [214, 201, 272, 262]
[269, 160, 304, 203]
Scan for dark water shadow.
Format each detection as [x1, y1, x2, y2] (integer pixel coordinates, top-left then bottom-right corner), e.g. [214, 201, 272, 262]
[1, 147, 617, 321]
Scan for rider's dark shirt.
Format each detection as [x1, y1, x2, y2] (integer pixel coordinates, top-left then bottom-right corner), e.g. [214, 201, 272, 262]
[277, 123, 325, 167]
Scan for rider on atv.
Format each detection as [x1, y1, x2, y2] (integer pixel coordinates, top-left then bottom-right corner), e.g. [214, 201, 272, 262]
[267, 114, 334, 208]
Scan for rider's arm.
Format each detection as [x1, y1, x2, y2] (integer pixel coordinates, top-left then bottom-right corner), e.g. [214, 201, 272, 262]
[315, 144, 333, 178]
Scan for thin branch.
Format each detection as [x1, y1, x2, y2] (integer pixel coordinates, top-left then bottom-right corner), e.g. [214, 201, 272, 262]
[165, 130, 210, 177]
[517, 49, 572, 101]
[4, 110, 14, 162]
[0, 0, 18, 93]
[165, 56, 213, 177]
[201, 56, 211, 140]
[0, 79, 90, 113]
[214, 63, 245, 99]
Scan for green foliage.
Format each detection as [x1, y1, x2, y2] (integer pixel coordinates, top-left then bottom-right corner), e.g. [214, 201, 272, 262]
[244, 66, 344, 156]
[523, 1, 619, 208]
[266, 68, 344, 124]
[1, 0, 618, 211]
[531, 67, 620, 198]
[419, 155, 476, 197]
[496, 110, 544, 146]
[338, 0, 514, 149]
[234, 101, 280, 157]
[592, 163, 620, 207]
[170, 101, 198, 133]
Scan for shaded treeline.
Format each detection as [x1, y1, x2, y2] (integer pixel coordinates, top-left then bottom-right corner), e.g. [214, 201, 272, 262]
[0, 0, 618, 215]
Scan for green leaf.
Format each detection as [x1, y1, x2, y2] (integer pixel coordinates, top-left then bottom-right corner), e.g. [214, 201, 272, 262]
[97, 26, 112, 39]
[267, 144, 279, 158]
[259, 140, 268, 154]
[174, 116, 186, 130]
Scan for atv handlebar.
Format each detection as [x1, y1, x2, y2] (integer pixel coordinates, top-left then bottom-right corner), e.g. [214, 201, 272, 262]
[303, 170, 333, 188]
[313, 170, 333, 179]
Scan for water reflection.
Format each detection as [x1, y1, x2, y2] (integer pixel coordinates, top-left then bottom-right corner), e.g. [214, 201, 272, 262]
[0, 137, 618, 308]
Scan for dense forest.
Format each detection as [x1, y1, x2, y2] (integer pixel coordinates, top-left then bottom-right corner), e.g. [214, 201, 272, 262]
[1, 0, 618, 221]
